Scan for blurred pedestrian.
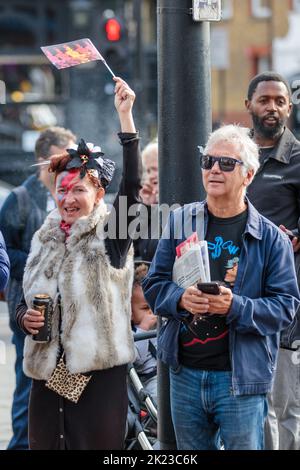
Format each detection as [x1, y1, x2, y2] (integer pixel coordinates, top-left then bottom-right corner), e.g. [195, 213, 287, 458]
[143, 125, 299, 450]
[0, 231, 10, 291]
[134, 138, 159, 261]
[246, 71, 300, 450]
[0, 126, 76, 450]
[140, 138, 158, 206]
[16, 77, 142, 450]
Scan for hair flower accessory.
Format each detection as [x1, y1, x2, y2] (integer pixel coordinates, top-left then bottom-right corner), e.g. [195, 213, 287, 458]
[66, 138, 115, 188]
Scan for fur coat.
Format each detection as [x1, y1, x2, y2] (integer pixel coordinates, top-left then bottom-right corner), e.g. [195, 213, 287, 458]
[22, 200, 135, 380]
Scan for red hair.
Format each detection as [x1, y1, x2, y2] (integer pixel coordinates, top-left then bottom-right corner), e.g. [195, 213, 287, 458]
[49, 152, 103, 189]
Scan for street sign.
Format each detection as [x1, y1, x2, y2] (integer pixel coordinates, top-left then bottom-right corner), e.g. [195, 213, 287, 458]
[192, 0, 222, 22]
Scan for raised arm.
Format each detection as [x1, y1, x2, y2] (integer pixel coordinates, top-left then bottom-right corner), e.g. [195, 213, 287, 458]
[105, 78, 142, 268]
[114, 76, 136, 133]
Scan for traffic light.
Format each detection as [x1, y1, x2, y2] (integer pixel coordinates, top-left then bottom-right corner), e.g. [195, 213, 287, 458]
[100, 10, 129, 78]
[104, 17, 121, 42]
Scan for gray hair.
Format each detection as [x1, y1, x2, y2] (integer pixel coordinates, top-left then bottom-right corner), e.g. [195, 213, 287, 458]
[141, 137, 158, 166]
[204, 125, 260, 176]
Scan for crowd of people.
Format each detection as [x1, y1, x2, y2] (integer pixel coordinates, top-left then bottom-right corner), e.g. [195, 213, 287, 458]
[0, 71, 300, 450]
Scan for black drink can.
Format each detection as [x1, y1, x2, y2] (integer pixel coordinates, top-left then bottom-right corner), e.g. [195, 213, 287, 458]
[32, 294, 52, 343]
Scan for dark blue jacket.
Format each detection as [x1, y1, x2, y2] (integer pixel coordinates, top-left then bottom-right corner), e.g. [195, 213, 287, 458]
[0, 174, 48, 281]
[0, 174, 48, 325]
[143, 199, 300, 396]
[0, 231, 10, 291]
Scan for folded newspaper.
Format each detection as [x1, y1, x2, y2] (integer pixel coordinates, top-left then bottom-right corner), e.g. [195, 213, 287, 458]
[172, 233, 210, 289]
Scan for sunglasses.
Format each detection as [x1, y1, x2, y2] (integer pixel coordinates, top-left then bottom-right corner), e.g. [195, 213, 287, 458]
[200, 155, 244, 172]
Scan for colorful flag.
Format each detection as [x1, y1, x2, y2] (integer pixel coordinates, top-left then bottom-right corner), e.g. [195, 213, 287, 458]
[41, 38, 105, 70]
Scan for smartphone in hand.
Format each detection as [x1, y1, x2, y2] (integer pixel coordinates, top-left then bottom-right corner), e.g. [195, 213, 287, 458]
[197, 282, 221, 295]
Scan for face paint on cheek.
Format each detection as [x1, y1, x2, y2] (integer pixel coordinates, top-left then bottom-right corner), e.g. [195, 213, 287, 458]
[56, 192, 64, 203]
[61, 171, 79, 190]
[56, 170, 80, 203]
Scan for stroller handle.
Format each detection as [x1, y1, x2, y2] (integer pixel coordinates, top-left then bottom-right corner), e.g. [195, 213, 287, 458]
[133, 330, 157, 342]
[128, 365, 158, 423]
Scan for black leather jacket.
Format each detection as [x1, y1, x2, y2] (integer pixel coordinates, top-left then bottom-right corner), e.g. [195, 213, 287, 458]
[247, 127, 300, 348]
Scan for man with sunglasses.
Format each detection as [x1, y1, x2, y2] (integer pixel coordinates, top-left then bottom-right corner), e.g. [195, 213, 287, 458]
[143, 124, 299, 450]
[246, 71, 300, 450]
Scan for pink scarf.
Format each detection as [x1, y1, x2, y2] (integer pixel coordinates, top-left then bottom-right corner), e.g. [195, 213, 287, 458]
[60, 220, 71, 238]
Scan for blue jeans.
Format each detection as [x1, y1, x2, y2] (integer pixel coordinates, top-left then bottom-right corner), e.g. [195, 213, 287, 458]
[170, 366, 268, 450]
[7, 323, 31, 450]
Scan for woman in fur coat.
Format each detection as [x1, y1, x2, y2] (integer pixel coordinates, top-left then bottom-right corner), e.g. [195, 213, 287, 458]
[15, 77, 142, 450]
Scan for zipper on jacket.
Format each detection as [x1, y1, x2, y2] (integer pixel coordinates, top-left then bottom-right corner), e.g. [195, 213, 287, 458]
[230, 233, 249, 395]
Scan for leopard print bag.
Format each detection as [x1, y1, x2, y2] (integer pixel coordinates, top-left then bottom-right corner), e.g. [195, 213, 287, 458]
[45, 354, 92, 403]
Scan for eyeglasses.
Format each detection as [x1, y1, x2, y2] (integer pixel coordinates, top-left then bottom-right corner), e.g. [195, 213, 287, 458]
[200, 155, 244, 172]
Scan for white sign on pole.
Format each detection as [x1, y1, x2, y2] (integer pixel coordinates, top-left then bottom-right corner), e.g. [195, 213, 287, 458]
[192, 0, 222, 22]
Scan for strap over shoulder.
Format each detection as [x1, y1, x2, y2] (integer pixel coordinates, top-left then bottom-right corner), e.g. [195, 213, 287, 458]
[12, 186, 31, 230]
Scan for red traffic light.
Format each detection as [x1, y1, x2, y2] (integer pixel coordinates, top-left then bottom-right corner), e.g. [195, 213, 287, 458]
[105, 18, 121, 42]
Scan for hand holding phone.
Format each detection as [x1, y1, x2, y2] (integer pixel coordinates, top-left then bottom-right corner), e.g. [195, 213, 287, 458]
[197, 282, 221, 295]
[197, 282, 233, 315]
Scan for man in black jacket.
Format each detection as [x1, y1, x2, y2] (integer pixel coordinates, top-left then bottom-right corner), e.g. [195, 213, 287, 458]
[246, 71, 300, 450]
[0, 126, 75, 449]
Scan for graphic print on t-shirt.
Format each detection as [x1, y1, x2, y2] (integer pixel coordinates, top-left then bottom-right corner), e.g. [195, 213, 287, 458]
[208, 236, 239, 260]
[179, 209, 248, 370]
[224, 256, 239, 287]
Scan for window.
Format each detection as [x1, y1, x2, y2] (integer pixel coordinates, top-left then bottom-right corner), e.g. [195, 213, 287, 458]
[257, 55, 270, 74]
[247, 45, 271, 77]
[251, 0, 271, 18]
[222, 0, 233, 20]
[292, 0, 300, 13]
[0, 59, 67, 149]
[0, 4, 62, 50]
[0, 61, 65, 103]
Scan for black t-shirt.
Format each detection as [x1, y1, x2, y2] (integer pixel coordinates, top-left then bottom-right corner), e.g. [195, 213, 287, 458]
[179, 209, 248, 370]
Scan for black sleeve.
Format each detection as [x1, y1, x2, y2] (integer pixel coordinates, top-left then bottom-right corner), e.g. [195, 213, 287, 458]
[105, 132, 142, 269]
[16, 293, 30, 334]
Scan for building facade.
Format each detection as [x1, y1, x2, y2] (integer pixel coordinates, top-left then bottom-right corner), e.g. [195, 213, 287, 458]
[210, 0, 294, 126]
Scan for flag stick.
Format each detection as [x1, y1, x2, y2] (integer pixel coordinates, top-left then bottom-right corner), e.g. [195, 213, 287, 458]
[31, 161, 50, 167]
[102, 59, 116, 78]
